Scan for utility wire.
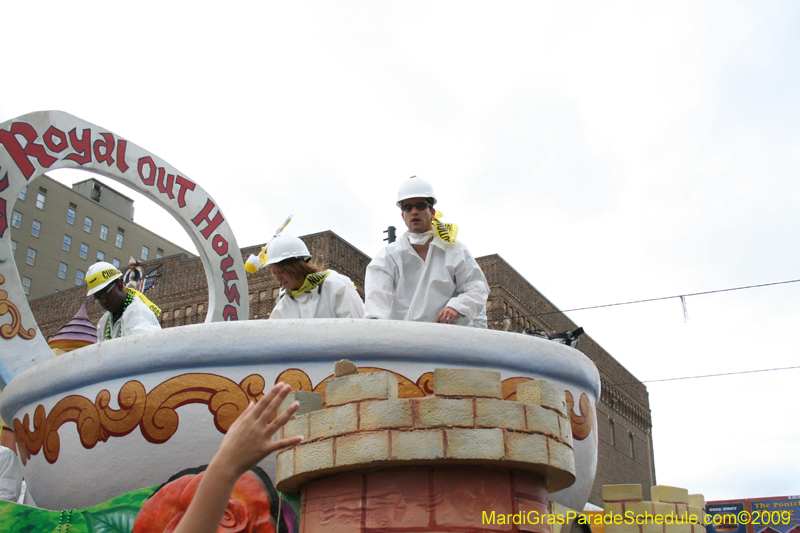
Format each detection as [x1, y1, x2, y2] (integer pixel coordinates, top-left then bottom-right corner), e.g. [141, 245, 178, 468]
[489, 279, 800, 392]
[619, 365, 800, 386]
[602, 366, 799, 427]
[489, 277, 800, 323]
[560, 278, 800, 314]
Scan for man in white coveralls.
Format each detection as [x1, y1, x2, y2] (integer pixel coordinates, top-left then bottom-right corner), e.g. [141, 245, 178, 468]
[86, 261, 161, 342]
[364, 176, 489, 326]
[0, 446, 23, 502]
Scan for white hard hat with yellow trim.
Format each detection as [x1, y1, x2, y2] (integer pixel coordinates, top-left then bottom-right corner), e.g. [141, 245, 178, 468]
[397, 176, 437, 207]
[86, 261, 122, 296]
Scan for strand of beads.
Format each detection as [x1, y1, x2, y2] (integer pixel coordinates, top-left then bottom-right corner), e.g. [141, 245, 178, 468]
[57, 508, 74, 532]
[105, 291, 135, 340]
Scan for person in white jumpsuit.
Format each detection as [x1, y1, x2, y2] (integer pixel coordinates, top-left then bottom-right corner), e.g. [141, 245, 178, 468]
[86, 261, 162, 342]
[364, 177, 489, 326]
[0, 446, 23, 502]
[266, 234, 364, 319]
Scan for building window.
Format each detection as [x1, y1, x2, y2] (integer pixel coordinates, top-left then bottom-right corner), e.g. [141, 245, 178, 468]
[115, 232, 123, 248]
[58, 262, 67, 279]
[31, 220, 41, 237]
[100, 225, 109, 241]
[11, 240, 16, 257]
[80, 243, 88, 260]
[11, 211, 22, 229]
[36, 191, 46, 210]
[67, 208, 76, 225]
[18, 186, 27, 200]
[75, 269, 85, 285]
[84, 216, 92, 233]
[629, 432, 635, 459]
[156, 247, 164, 259]
[63, 235, 72, 252]
[26, 248, 36, 266]
[112, 258, 120, 268]
[22, 277, 31, 295]
[97, 250, 105, 261]
[609, 419, 616, 447]
[141, 246, 149, 261]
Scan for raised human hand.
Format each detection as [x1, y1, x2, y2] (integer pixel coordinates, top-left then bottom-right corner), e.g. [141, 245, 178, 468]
[211, 383, 302, 483]
[172, 383, 302, 533]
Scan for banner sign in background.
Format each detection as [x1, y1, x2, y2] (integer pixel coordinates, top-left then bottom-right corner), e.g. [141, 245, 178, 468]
[707, 496, 800, 533]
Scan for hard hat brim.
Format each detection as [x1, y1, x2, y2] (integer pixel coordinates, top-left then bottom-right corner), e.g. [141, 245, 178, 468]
[396, 197, 437, 207]
[86, 273, 122, 296]
[266, 254, 312, 266]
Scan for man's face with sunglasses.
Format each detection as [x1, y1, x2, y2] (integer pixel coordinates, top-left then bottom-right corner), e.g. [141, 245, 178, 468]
[93, 279, 126, 314]
[400, 197, 434, 234]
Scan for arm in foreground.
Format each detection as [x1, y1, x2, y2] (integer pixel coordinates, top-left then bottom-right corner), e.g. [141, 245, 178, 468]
[332, 274, 365, 318]
[364, 250, 397, 319]
[172, 383, 303, 533]
[444, 245, 489, 320]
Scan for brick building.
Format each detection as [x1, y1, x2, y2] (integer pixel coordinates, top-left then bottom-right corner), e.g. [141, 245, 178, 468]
[479, 255, 656, 503]
[27, 230, 655, 505]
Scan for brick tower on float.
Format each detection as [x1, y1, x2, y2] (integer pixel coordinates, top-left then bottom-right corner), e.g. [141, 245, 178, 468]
[275, 365, 578, 533]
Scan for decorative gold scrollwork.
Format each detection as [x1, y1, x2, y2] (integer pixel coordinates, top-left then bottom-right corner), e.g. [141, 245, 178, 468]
[0, 275, 36, 340]
[239, 374, 266, 403]
[13, 405, 46, 465]
[96, 380, 147, 440]
[415, 372, 435, 396]
[141, 374, 251, 443]
[12, 368, 597, 467]
[13, 373, 266, 465]
[565, 390, 596, 441]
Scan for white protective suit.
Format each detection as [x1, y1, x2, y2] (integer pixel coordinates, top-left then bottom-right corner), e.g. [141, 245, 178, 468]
[269, 272, 365, 319]
[96, 296, 161, 342]
[364, 232, 489, 326]
[0, 446, 23, 502]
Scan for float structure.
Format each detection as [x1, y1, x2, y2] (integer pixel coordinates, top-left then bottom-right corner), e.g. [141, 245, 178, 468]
[0, 111, 601, 529]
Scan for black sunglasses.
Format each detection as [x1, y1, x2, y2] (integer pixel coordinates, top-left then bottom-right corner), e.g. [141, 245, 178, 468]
[400, 201, 432, 212]
[93, 283, 116, 302]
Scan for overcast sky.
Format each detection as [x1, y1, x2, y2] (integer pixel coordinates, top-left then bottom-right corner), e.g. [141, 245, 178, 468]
[3, 1, 798, 501]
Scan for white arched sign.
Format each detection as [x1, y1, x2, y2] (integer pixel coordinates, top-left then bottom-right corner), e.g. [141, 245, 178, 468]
[0, 111, 248, 387]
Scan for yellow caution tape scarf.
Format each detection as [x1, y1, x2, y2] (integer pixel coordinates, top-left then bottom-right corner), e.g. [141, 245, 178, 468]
[286, 270, 334, 298]
[127, 287, 162, 316]
[432, 211, 458, 243]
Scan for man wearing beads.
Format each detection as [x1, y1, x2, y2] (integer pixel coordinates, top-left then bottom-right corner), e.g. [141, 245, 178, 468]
[86, 261, 161, 342]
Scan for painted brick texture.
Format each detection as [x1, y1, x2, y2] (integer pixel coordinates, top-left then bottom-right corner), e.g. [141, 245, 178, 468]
[275, 369, 577, 493]
[602, 483, 707, 533]
[300, 467, 550, 533]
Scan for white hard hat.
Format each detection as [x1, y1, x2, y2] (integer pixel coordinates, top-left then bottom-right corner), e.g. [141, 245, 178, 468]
[266, 234, 311, 265]
[86, 261, 123, 296]
[396, 176, 437, 207]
